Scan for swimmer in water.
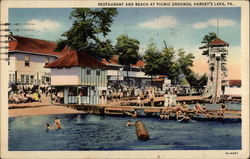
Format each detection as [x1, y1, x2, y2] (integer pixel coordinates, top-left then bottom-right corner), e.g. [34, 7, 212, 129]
[53, 117, 62, 129]
[132, 111, 137, 118]
[45, 123, 53, 131]
[178, 113, 191, 122]
[126, 120, 134, 126]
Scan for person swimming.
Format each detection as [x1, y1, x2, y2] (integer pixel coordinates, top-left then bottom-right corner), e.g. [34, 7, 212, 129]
[53, 117, 62, 129]
[45, 123, 53, 131]
[126, 120, 135, 126]
[132, 111, 137, 118]
[178, 113, 191, 122]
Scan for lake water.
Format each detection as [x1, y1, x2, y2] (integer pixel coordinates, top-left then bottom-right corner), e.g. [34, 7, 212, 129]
[9, 104, 241, 151]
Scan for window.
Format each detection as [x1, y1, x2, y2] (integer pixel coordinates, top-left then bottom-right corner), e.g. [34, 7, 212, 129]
[69, 87, 77, 96]
[86, 69, 91, 75]
[96, 70, 100, 76]
[24, 56, 30, 67]
[45, 57, 49, 66]
[30, 75, 34, 84]
[8, 55, 10, 65]
[42, 76, 45, 84]
[79, 87, 88, 96]
[13, 74, 15, 83]
[21, 75, 25, 83]
[9, 74, 11, 83]
[46, 77, 50, 83]
[25, 75, 29, 83]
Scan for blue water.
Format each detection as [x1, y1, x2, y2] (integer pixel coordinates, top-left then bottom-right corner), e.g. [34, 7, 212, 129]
[9, 104, 241, 151]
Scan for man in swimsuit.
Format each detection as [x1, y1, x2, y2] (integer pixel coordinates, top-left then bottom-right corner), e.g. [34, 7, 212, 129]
[53, 117, 62, 129]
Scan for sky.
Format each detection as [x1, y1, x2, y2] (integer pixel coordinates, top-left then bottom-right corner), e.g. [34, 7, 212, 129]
[9, 7, 241, 79]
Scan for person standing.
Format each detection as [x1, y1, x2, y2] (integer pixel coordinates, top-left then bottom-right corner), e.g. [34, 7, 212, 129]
[148, 90, 155, 107]
[172, 92, 177, 106]
[169, 92, 173, 107]
[164, 91, 169, 107]
[33, 91, 39, 102]
[218, 103, 227, 117]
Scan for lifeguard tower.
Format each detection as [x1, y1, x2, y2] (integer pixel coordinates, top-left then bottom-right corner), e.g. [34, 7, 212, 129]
[206, 38, 229, 103]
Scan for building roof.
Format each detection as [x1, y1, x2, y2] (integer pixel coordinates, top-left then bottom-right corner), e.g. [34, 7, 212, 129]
[101, 56, 145, 68]
[229, 80, 241, 87]
[45, 51, 109, 69]
[158, 75, 168, 78]
[208, 38, 229, 47]
[152, 78, 164, 82]
[9, 36, 69, 57]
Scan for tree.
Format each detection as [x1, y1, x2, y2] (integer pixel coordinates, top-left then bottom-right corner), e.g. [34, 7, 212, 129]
[115, 35, 140, 86]
[143, 44, 196, 85]
[177, 49, 195, 75]
[199, 32, 218, 56]
[185, 72, 197, 87]
[197, 74, 208, 88]
[158, 47, 178, 82]
[55, 8, 118, 60]
[179, 77, 190, 86]
[176, 48, 195, 85]
[143, 40, 162, 83]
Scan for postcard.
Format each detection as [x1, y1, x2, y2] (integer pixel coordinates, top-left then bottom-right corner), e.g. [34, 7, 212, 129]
[0, 0, 249, 158]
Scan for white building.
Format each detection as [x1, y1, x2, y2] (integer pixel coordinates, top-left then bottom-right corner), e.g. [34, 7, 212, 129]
[46, 51, 108, 105]
[224, 80, 241, 97]
[101, 56, 151, 88]
[8, 36, 69, 85]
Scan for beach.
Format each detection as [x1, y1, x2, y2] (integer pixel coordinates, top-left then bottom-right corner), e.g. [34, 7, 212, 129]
[9, 105, 84, 117]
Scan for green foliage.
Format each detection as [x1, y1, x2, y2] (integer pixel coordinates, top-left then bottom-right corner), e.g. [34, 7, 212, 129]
[158, 47, 178, 81]
[199, 32, 218, 56]
[177, 48, 195, 75]
[201, 32, 218, 45]
[186, 73, 208, 88]
[143, 40, 162, 76]
[179, 77, 190, 86]
[143, 40, 195, 85]
[115, 34, 140, 85]
[115, 34, 140, 66]
[55, 8, 118, 60]
[197, 74, 208, 88]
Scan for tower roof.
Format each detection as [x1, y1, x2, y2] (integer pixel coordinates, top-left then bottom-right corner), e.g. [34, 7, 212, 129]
[208, 38, 229, 47]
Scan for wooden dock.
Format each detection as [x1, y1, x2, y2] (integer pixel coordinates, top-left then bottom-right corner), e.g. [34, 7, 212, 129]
[61, 96, 241, 121]
[64, 103, 241, 121]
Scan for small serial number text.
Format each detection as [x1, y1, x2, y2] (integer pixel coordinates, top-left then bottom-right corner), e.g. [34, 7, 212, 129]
[225, 152, 238, 155]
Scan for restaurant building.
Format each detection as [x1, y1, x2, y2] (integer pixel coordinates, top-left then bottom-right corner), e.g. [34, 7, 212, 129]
[8, 35, 68, 85]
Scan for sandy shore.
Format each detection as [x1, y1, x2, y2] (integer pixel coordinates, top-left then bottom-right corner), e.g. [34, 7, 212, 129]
[9, 105, 85, 117]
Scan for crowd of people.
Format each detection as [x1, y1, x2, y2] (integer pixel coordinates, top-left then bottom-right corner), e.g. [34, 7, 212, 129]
[9, 83, 228, 122]
[8, 84, 47, 104]
[8, 84, 64, 104]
